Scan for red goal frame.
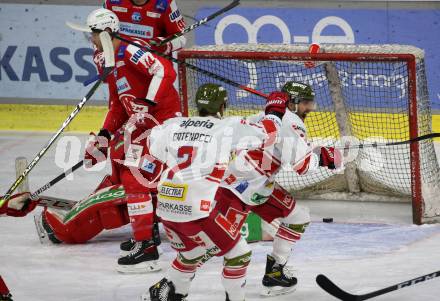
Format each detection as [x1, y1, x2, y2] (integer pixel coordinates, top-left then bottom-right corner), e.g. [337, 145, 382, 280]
[177, 50, 422, 224]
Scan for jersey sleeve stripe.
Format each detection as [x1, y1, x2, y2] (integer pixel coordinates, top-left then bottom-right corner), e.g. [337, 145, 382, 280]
[145, 58, 165, 101]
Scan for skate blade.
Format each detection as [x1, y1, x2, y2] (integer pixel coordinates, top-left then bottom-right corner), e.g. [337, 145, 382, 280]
[119, 250, 131, 258]
[116, 260, 161, 274]
[33, 214, 49, 244]
[119, 245, 164, 258]
[260, 285, 296, 297]
[140, 292, 151, 301]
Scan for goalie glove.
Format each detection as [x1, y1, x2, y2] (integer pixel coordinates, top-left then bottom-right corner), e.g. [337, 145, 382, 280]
[0, 192, 38, 217]
[84, 129, 111, 168]
[93, 49, 105, 76]
[314, 146, 343, 170]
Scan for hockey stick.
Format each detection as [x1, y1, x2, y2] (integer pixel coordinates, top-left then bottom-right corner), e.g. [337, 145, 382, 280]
[0, 32, 115, 209]
[112, 33, 268, 99]
[79, 1, 239, 87]
[29, 160, 84, 201]
[338, 132, 440, 150]
[25, 161, 83, 210]
[156, 0, 240, 46]
[182, 14, 214, 28]
[38, 196, 77, 210]
[316, 271, 440, 301]
[83, 74, 100, 86]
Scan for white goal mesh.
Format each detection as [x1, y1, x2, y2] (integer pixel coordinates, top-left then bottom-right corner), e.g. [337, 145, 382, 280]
[178, 43, 440, 224]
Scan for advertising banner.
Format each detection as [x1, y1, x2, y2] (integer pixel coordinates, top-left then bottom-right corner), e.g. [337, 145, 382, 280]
[195, 7, 440, 109]
[0, 4, 106, 102]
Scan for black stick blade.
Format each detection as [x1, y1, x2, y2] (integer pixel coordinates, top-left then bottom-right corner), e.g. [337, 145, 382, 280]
[316, 274, 361, 301]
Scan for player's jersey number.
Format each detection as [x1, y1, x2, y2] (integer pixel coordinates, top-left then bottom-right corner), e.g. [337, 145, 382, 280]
[167, 146, 197, 180]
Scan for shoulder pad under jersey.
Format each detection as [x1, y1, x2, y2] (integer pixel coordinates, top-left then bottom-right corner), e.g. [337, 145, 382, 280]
[283, 110, 307, 135]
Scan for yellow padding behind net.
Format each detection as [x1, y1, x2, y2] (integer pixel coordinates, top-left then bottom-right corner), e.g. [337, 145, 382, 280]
[0, 104, 107, 132]
[1, 104, 439, 141]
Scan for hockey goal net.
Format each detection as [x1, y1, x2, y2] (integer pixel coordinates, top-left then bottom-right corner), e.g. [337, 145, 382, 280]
[178, 44, 440, 224]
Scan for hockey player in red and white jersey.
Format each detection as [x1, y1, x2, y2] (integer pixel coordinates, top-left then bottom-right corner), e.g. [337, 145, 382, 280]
[37, 8, 180, 273]
[81, 8, 180, 272]
[103, 0, 186, 52]
[216, 81, 341, 298]
[142, 84, 286, 301]
[144, 82, 342, 301]
[93, 0, 186, 76]
[2, 3, 184, 272]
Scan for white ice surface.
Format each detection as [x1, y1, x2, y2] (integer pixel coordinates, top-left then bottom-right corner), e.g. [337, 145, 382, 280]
[1, 132, 440, 301]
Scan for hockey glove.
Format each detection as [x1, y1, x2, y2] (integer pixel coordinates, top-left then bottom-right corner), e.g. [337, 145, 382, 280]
[148, 37, 172, 55]
[84, 129, 111, 168]
[93, 49, 105, 76]
[314, 146, 342, 170]
[265, 91, 289, 118]
[2, 192, 38, 217]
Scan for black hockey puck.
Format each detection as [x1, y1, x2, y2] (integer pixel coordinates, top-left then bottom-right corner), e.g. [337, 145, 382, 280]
[323, 218, 333, 223]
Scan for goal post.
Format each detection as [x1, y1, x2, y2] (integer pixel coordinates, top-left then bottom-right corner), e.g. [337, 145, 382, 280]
[178, 44, 440, 225]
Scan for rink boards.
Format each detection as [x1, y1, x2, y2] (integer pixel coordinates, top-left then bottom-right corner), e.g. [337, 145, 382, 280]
[1, 103, 440, 141]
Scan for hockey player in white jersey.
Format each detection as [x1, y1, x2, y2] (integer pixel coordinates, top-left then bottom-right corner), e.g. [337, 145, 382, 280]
[217, 81, 342, 297]
[143, 84, 286, 301]
[144, 82, 342, 301]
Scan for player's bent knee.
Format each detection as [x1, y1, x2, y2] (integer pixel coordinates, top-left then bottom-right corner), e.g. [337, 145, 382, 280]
[222, 239, 251, 301]
[179, 246, 207, 263]
[43, 189, 129, 243]
[172, 247, 206, 273]
[99, 205, 127, 229]
[284, 205, 311, 228]
[223, 238, 252, 276]
[43, 209, 99, 243]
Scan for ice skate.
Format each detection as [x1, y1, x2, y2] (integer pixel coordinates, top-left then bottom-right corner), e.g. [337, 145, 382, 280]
[33, 211, 62, 244]
[141, 278, 187, 301]
[117, 240, 161, 273]
[119, 222, 163, 256]
[260, 254, 297, 297]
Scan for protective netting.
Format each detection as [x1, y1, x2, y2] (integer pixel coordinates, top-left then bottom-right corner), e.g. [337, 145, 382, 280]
[178, 44, 440, 223]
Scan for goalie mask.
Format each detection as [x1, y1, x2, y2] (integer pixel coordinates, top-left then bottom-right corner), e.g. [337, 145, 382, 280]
[195, 84, 228, 117]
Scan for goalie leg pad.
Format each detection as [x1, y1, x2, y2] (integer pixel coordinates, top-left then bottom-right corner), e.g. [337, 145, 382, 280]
[94, 174, 117, 192]
[44, 208, 101, 244]
[43, 186, 129, 244]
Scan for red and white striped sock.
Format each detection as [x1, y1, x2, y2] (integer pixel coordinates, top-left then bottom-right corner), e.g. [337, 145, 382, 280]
[272, 223, 304, 265]
[167, 255, 199, 296]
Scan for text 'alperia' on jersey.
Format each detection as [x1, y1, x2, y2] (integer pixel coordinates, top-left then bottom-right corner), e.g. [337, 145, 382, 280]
[148, 115, 282, 222]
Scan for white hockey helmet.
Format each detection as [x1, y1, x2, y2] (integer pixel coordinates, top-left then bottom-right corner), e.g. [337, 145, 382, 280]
[67, 8, 119, 33]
